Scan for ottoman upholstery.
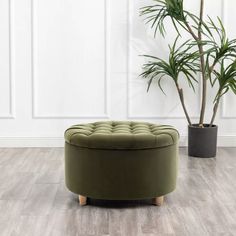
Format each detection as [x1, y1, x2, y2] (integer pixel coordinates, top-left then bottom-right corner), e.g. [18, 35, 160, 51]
[64, 121, 179, 203]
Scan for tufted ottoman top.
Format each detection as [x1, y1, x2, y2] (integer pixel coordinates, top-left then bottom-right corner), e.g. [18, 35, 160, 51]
[65, 121, 179, 150]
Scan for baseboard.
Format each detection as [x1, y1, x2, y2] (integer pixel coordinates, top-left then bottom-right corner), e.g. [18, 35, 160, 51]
[179, 135, 236, 147]
[0, 136, 235, 147]
[0, 137, 64, 147]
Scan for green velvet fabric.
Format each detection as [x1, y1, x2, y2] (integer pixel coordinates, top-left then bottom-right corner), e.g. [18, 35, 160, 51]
[65, 121, 179, 150]
[65, 121, 179, 200]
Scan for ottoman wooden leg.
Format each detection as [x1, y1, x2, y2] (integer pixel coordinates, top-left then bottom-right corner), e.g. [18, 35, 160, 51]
[152, 196, 164, 206]
[78, 195, 87, 206]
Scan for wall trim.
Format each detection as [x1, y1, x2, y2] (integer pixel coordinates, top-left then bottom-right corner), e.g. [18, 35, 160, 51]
[31, 0, 110, 119]
[0, 0, 15, 119]
[0, 137, 64, 147]
[221, 0, 236, 119]
[126, 0, 201, 120]
[0, 135, 235, 147]
[179, 135, 236, 147]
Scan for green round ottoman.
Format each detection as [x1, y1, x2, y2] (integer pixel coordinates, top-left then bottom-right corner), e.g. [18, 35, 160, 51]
[64, 121, 179, 206]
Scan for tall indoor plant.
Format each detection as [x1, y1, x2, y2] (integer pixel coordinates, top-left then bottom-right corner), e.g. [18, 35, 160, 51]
[140, 0, 236, 158]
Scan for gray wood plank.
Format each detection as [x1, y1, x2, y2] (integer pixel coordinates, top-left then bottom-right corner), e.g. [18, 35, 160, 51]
[0, 147, 235, 236]
[21, 184, 58, 216]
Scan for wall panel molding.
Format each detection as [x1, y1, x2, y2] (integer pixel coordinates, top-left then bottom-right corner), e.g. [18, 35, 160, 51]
[0, 0, 235, 147]
[126, 0, 200, 120]
[221, 0, 236, 119]
[31, 0, 110, 119]
[0, 0, 15, 119]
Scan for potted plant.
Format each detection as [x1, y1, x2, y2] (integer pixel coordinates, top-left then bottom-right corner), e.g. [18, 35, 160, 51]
[139, 0, 236, 158]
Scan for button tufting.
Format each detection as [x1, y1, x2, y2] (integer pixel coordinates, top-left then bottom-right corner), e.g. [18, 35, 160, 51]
[65, 121, 179, 150]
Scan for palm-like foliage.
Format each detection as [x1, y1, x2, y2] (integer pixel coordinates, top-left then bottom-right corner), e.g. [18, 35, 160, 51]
[140, 0, 236, 126]
[140, 37, 199, 93]
[140, 37, 199, 125]
[203, 17, 236, 83]
[140, 0, 186, 36]
[140, 0, 204, 37]
[213, 60, 236, 101]
[209, 60, 236, 124]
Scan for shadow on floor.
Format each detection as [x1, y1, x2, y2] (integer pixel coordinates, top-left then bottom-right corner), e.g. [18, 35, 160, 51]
[85, 198, 154, 209]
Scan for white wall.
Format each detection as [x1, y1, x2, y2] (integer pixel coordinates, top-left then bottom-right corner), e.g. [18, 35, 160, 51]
[0, 0, 235, 147]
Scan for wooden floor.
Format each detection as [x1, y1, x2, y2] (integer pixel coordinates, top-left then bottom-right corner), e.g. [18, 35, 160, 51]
[0, 148, 236, 236]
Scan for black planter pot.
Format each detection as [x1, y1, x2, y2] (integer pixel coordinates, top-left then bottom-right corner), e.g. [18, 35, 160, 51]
[188, 124, 218, 158]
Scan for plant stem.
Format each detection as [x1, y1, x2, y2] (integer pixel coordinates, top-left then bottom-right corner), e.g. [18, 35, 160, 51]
[209, 60, 218, 75]
[184, 0, 206, 128]
[185, 23, 199, 41]
[176, 83, 192, 126]
[210, 88, 222, 126]
[198, 0, 207, 127]
[210, 97, 220, 126]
